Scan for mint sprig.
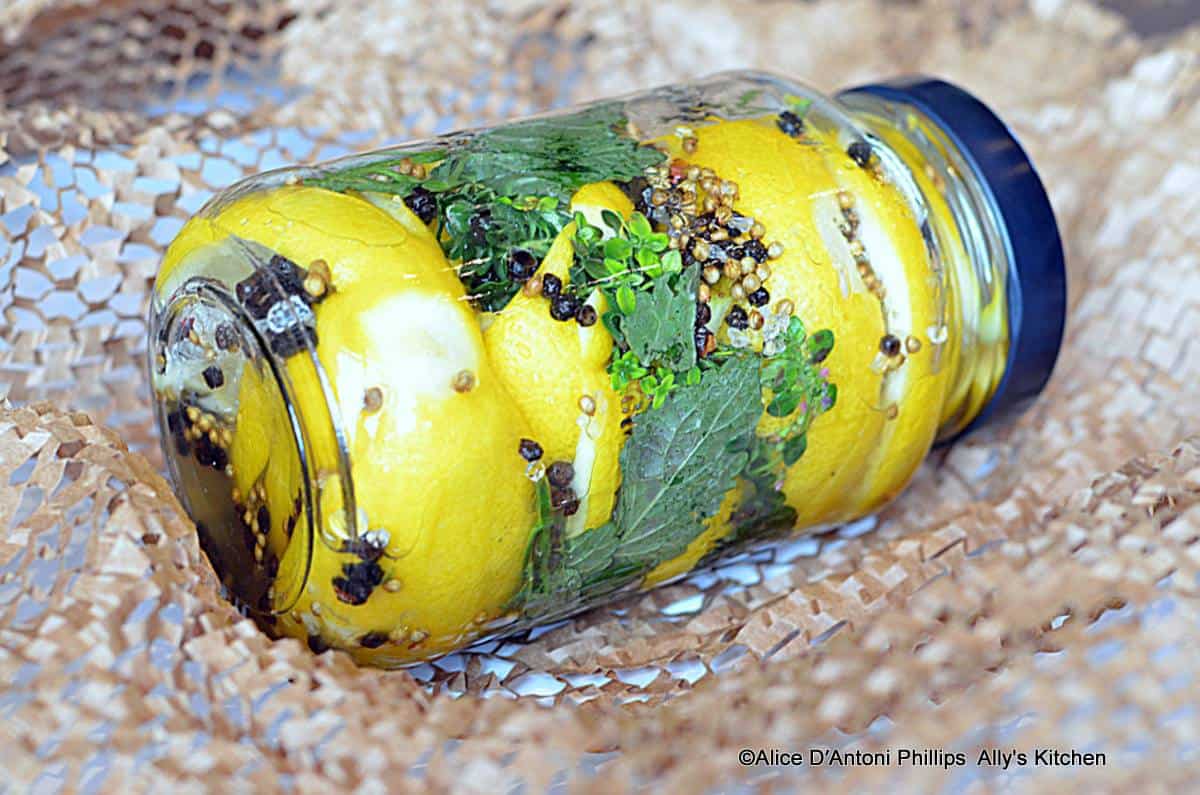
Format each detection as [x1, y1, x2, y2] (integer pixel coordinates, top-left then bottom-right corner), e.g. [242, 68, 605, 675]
[512, 354, 763, 613]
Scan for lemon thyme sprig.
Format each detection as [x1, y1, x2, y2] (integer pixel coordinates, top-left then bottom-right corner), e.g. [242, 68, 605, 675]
[713, 315, 838, 551]
[569, 209, 681, 307]
[570, 210, 697, 406]
[760, 317, 837, 465]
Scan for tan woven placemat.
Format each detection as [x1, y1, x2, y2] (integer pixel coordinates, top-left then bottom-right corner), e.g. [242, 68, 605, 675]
[2, 1, 1199, 790]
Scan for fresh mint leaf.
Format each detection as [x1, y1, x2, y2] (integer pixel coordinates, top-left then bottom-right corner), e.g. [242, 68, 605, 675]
[609, 354, 762, 568]
[619, 268, 699, 373]
[512, 354, 765, 614]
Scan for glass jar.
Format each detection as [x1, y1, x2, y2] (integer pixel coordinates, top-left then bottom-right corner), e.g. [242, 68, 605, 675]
[148, 72, 1066, 665]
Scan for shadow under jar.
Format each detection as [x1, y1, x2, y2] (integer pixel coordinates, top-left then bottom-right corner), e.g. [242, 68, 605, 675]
[148, 72, 1066, 666]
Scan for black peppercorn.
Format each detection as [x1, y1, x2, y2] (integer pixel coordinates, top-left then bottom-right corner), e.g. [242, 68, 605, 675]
[202, 366, 225, 389]
[560, 496, 581, 517]
[634, 189, 654, 219]
[235, 275, 278, 320]
[575, 303, 598, 327]
[518, 438, 543, 461]
[880, 334, 902, 357]
[266, 255, 307, 298]
[547, 461, 575, 489]
[726, 306, 750, 330]
[214, 322, 239, 351]
[359, 631, 388, 649]
[541, 273, 563, 297]
[742, 239, 768, 263]
[695, 302, 712, 327]
[507, 248, 538, 282]
[748, 288, 770, 307]
[267, 325, 316, 359]
[550, 486, 579, 515]
[777, 110, 805, 138]
[341, 536, 385, 562]
[468, 209, 492, 244]
[193, 435, 227, 471]
[332, 559, 384, 606]
[403, 186, 438, 224]
[549, 293, 580, 322]
[848, 141, 873, 168]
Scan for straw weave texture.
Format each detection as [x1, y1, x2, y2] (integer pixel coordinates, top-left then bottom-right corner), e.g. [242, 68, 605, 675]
[2, 1, 1199, 791]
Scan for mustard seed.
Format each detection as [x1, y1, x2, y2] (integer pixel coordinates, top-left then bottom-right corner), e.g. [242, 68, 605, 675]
[451, 369, 476, 393]
[363, 387, 384, 413]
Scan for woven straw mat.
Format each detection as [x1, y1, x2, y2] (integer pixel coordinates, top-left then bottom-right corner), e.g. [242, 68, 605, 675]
[2, 0, 1200, 791]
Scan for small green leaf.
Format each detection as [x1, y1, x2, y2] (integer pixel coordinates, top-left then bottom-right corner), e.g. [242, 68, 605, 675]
[661, 249, 683, 274]
[600, 209, 624, 232]
[616, 283, 637, 314]
[647, 233, 670, 252]
[767, 391, 801, 418]
[635, 246, 658, 270]
[808, 328, 835, 362]
[782, 433, 808, 466]
[619, 268, 699, 373]
[685, 366, 701, 386]
[784, 94, 814, 115]
[604, 237, 633, 261]
[628, 212, 652, 239]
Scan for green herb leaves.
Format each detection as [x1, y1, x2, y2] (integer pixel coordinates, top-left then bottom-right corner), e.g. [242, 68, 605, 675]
[302, 150, 444, 196]
[617, 267, 699, 374]
[304, 102, 665, 311]
[512, 354, 763, 611]
[609, 354, 762, 567]
[440, 192, 568, 311]
[760, 316, 838, 466]
[571, 210, 699, 401]
[436, 104, 665, 203]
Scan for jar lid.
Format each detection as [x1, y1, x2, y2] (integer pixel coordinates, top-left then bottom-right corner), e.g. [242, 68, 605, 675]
[840, 76, 1067, 436]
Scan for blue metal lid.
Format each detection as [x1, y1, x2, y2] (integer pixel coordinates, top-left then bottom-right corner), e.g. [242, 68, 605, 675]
[840, 76, 1067, 437]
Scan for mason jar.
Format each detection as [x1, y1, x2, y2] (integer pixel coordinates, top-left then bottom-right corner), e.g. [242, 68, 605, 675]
[148, 72, 1066, 665]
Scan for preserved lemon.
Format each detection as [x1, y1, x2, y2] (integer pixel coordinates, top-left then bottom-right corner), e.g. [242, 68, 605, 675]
[150, 73, 1065, 664]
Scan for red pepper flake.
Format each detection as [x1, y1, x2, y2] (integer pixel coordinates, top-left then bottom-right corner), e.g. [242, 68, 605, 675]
[669, 158, 689, 184]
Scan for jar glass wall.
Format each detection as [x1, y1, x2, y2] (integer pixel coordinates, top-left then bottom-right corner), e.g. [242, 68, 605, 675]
[149, 71, 1061, 665]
